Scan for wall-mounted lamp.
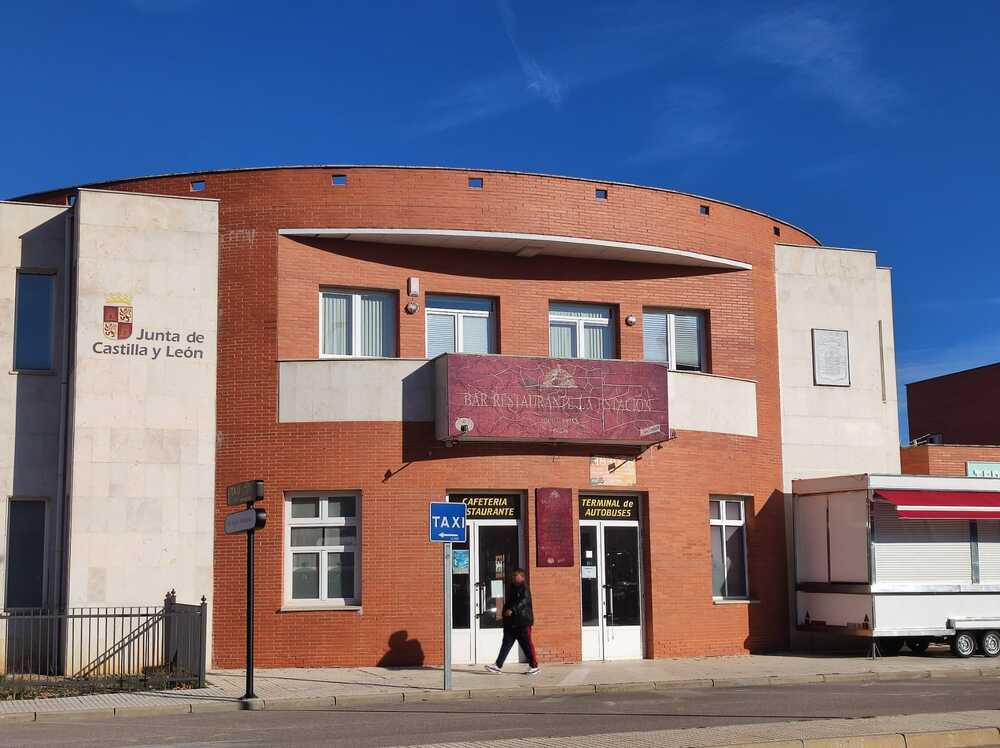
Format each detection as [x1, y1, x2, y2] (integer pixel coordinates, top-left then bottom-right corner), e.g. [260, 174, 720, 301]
[407, 277, 420, 297]
[405, 302, 419, 315]
[625, 314, 637, 327]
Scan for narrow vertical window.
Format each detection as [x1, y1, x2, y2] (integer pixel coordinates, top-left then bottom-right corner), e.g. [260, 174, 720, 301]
[6, 500, 46, 608]
[425, 295, 496, 357]
[548, 303, 615, 359]
[320, 289, 397, 358]
[642, 308, 707, 372]
[14, 272, 55, 371]
[710, 498, 748, 599]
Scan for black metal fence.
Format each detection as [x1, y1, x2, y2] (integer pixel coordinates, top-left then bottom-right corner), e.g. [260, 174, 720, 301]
[1, 591, 206, 698]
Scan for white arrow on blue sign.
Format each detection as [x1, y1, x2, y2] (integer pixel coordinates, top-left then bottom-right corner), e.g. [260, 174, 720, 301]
[429, 501, 467, 543]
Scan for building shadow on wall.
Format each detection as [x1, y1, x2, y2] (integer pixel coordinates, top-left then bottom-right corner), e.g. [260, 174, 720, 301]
[8, 214, 68, 674]
[377, 631, 425, 667]
[743, 489, 791, 654]
[298, 237, 731, 283]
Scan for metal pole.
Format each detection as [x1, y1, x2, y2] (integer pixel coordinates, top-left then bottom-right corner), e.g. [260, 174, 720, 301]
[443, 541, 452, 691]
[244, 528, 256, 700]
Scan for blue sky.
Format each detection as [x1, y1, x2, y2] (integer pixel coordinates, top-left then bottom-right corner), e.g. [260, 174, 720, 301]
[3, 1, 998, 439]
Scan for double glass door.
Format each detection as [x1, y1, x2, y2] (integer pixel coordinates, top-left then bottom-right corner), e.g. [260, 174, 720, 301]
[580, 522, 643, 660]
[451, 521, 522, 664]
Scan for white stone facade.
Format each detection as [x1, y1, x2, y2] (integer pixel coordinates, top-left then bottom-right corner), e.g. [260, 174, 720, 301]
[66, 189, 218, 612]
[775, 243, 901, 488]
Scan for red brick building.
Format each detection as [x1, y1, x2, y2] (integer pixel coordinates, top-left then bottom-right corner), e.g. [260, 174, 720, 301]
[13, 166, 902, 668]
[907, 362, 1000, 446]
[902, 362, 1000, 480]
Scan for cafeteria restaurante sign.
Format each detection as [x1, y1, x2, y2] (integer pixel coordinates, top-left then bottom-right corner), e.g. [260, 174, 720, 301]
[435, 354, 669, 445]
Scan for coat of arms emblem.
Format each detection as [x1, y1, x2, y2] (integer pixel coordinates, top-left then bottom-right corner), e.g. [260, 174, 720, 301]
[541, 364, 576, 388]
[103, 293, 134, 340]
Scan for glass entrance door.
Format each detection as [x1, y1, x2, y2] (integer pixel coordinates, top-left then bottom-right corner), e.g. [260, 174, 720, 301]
[451, 521, 521, 664]
[580, 521, 643, 660]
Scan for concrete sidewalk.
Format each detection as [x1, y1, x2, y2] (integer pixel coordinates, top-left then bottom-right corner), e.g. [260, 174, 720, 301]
[2, 648, 999, 721]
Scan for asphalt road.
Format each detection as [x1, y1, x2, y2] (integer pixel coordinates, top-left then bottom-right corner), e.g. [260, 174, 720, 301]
[2, 678, 1000, 747]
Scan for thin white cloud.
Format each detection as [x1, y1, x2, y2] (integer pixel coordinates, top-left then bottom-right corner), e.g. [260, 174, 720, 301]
[414, 10, 673, 136]
[497, 0, 564, 106]
[896, 332, 1000, 387]
[734, 5, 900, 122]
[895, 330, 1000, 444]
[632, 85, 735, 162]
[916, 294, 1000, 311]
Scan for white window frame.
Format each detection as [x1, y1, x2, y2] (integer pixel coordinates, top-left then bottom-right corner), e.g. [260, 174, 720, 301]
[425, 295, 496, 356]
[643, 308, 707, 372]
[548, 303, 615, 359]
[709, 497, 749, 600]
[318, 288, 397, 359]
[284, 492, 361, 608]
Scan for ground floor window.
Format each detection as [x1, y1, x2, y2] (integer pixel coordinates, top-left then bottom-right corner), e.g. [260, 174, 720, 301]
[710, 497, 748, 599]
[5, 499, 47, 609]
[285, 492, 360, 606]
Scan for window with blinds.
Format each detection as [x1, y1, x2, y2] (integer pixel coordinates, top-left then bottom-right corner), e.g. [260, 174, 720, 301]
[642, 308, 706, 371]
[548, 303, 615, 359]
[320, 289, 397, 358]
[425, 295, 496, 357]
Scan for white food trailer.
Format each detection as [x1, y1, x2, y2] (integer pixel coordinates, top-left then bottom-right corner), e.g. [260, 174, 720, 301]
[793, 473, 1000, 657]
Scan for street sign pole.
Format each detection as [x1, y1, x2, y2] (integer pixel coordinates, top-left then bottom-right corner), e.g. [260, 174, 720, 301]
[443, 541, 452, 691]
[225, 480, 266, 707]
[429, 501, 465, 693]
[244, 526, 256, 701]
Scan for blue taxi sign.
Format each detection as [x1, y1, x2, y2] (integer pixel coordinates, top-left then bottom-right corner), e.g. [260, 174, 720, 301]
[429, 502, 467, 543]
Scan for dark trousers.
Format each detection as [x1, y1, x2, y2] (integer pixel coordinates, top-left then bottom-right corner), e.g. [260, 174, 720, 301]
[496, 625, 538, 668]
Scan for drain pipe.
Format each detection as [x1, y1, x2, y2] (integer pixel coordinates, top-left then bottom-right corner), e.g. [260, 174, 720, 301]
[54, 207, 75, 620]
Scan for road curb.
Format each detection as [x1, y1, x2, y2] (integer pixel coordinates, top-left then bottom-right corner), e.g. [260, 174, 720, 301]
[403, 689, 471, 702]
[595, 680, 656, 693]
[2, 665, 999, 722]
[717, 726, 1000, 748]
[33, 707, 117, 722]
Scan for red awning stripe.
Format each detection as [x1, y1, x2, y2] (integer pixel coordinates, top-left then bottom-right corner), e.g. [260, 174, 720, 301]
[874, 489, 1000, 520]
[898, 510, 1000, 519]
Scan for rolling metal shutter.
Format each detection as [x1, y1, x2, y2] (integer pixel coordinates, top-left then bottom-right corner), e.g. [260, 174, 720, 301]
[872, 500, 972, 584]
[977, 521, 1000, 583]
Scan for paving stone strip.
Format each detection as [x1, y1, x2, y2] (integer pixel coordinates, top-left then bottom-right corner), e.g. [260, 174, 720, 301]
[2, 664, 1000, 722]
[403, 713, 1000, 748]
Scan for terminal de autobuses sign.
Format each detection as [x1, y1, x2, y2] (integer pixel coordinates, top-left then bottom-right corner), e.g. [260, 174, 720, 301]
[579, 495, 640, 521]
[435, 354, 668, 445]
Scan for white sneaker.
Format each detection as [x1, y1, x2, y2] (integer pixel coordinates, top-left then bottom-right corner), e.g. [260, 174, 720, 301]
[526, 666, 540, 675]
[485, 664, 502, 674]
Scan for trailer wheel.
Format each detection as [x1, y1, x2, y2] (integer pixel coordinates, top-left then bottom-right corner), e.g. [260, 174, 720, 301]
[980, 631, 1000, 658]
[876, 637, 904, 656]
[906, 638, 930, 655]
[951, 631, 977, 658]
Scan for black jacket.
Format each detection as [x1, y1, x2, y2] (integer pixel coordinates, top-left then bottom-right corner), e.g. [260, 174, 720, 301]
[504, 582, 534, 628]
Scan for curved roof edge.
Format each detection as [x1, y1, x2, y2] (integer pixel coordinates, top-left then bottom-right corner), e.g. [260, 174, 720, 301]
[11, 163, 821, 245]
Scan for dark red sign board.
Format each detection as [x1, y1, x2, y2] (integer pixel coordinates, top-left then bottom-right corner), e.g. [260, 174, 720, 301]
[435, 354, 668, 445]
[535, 487, 574, 568]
